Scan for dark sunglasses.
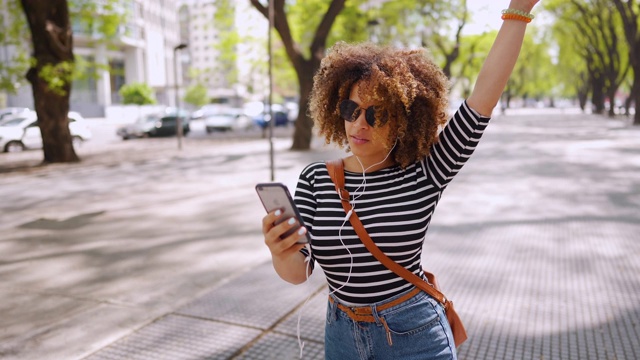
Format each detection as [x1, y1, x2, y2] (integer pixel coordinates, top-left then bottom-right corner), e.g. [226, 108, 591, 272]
[339, 99, 384, 127]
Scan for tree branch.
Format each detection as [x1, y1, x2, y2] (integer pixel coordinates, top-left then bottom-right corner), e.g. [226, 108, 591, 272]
[249, 0, 303, 72]
[249, 0, 267, 17]
[309, 0, 346, 59]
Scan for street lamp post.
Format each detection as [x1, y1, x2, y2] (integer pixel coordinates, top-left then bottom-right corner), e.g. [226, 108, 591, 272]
[267, 0, 275, 181]
[174, 43, 188, 150]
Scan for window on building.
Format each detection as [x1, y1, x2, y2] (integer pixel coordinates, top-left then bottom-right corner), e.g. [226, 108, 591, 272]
[135, 3, 142, 18]
[71, 57, 97, 103]
[109, 60, 125, 103]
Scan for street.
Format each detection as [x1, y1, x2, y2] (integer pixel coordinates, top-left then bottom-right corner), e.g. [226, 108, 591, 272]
[0, 117, 338, 360]
[0, 118, 297, 173]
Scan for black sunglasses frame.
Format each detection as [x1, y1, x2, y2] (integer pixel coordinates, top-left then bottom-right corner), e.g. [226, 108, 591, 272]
[339, 99, 379, 127]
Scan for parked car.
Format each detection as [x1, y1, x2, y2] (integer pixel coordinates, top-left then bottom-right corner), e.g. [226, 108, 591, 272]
[204, 109, 253, 133]
[191, 104, 225, 120]
[116, 113, 190, 140]
[252, 104, 290, 129]
[0, 107, 31, 121]
[0, 111, 92, 153]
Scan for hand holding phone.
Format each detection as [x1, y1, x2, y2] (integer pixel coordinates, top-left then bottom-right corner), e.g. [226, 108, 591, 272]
[255, 183, 311, 244]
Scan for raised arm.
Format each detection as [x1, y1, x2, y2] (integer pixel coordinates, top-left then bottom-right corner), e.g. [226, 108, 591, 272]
[467, 0, 540, 116]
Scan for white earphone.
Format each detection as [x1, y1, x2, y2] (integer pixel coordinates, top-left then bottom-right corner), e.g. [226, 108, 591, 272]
[330, 136, 398, 298]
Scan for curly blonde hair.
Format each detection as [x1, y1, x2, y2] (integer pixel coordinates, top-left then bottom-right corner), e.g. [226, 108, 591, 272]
[309, 41, 450, 168]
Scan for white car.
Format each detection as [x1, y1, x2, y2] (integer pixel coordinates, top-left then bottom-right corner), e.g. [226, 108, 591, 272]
[203, 108, 253, 133]
[0, 107, 31, 121]
[0, 111, 92, 152]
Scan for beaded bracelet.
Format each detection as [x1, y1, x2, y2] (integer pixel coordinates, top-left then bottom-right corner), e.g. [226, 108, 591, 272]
[501, 13, 532, 23]
[501, 8, 535, 21]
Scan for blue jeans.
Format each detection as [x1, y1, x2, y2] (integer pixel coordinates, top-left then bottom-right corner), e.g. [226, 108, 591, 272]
[325, 288, 457, 360]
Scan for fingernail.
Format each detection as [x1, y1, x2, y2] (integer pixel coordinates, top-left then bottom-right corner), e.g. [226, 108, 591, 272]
[274, 210, 282, 216]
[298, 227, 306, 235]
[287, 217, 296, 225]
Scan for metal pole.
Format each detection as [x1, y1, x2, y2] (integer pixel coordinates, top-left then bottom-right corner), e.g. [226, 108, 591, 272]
[174, 44, 187, 150]
[268, 0, 275, 181]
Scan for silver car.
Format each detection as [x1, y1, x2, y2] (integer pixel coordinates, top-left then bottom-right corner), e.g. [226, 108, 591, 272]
[203, 108, 253, 133]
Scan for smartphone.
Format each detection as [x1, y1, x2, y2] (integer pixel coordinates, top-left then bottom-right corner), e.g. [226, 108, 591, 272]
[255, 182, 311, 244]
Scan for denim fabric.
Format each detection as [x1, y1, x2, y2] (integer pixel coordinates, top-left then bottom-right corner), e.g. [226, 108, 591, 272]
[325, 288, 457, 360]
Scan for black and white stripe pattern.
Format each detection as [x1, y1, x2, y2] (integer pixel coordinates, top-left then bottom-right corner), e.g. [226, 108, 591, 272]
[295, 101, 490, 306]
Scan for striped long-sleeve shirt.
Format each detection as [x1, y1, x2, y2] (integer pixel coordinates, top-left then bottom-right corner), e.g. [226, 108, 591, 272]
[294, 101, 490, 306]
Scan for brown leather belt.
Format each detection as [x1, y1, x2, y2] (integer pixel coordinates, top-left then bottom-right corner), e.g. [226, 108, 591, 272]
[328, 287, 422, 345]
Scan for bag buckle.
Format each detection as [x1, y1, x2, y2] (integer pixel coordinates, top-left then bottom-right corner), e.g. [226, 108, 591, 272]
[338, 187, 350, 202]
[443, 298, 451, 310]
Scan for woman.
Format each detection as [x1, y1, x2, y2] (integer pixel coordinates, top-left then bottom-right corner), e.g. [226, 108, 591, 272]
[261, 1, 539, 358]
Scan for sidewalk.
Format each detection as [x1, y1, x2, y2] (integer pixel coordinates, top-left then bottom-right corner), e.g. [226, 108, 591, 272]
[1, 110, 639, 360]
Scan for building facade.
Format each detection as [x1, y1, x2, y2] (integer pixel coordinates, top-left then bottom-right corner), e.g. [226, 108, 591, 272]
[2, 0, 269, 118]
[4, 0, 185, 118]
[177, 0, 268, 107]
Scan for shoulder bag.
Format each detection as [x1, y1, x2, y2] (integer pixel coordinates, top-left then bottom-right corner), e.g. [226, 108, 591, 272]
[325, 159, 468, 347]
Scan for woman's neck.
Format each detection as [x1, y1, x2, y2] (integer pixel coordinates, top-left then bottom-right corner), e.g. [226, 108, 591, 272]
[343, 155, 395, 173]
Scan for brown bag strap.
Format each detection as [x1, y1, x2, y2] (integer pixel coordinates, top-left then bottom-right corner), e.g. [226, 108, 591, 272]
[325, 159, 449, 307]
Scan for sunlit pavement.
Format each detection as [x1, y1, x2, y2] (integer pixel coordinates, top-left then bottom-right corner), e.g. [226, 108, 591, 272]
[0, 109, 638, 360]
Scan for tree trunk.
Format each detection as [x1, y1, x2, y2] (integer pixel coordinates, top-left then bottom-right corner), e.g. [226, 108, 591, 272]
[578, 92, 588, 111]
[441, 47, 459, 80]
[611, 0, 640, 125]
[633, 72, 640, 125]
[504, 87, 513, 109]
[607, 89, 617, 117]
[291, 61, 317, 150]
[577, 72, 589, 111]
[591, 75, 606, 115]
[624, 95, 632, 116]
[20, 0, 78, 163]
[250, 0, 345, 150]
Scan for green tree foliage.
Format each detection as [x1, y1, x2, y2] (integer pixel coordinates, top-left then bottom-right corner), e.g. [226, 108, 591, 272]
[546, 0, 630, 115]
[285, 0, 366, 51]
[1, 0, 125, 95]
[248, 0, 473, 149]
[506, 30, 555, 106]
[0, 0, 29, 94]
[183, 83, 209, 107]
[455, 32, 493, 99]
[119, 82, 157, 105]
[70, 0, 124, 38]
[420, 0, 469, 79]
[249, 0, 347, 150]
[251, 0, 561, 148]
[1, 0, 125, 163]
[248, 1, 635, 138]
[551, 25, 591, 109]
[379, 1, 553, 107]
[212, 0, 239, 86]
[338, 0, 470, 79]
[266, 0, 367, 100]
[612, 0, 640, 124]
